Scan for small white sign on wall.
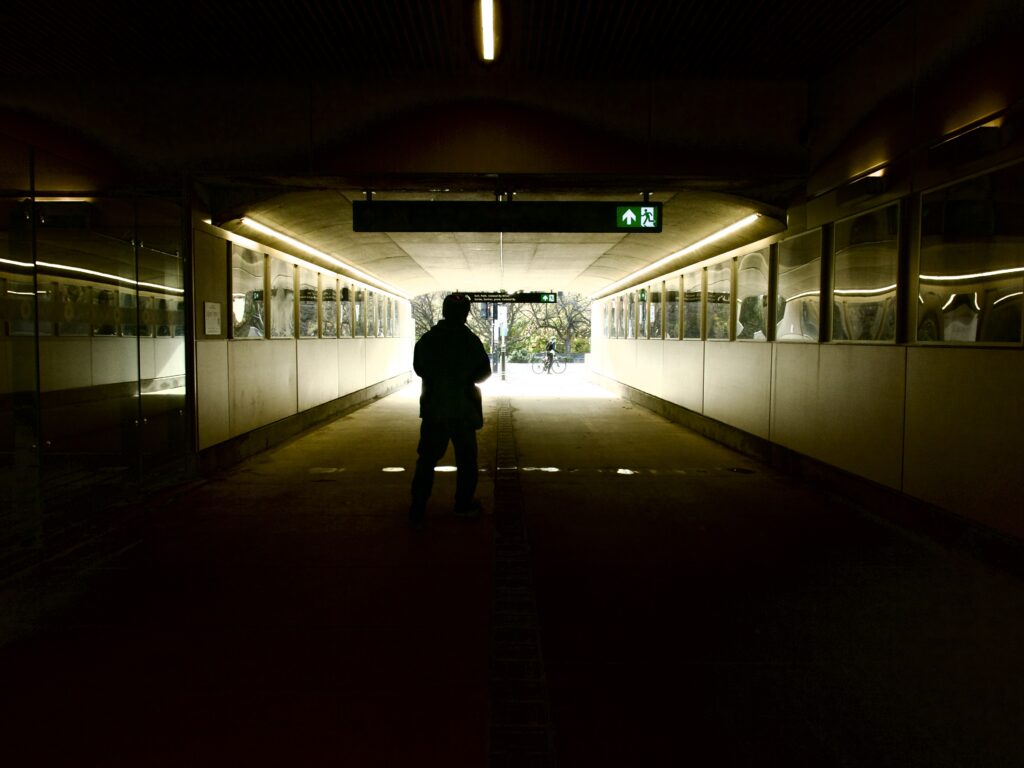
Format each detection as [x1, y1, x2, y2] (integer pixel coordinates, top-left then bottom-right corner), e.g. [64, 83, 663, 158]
[204, 301, 222, 336]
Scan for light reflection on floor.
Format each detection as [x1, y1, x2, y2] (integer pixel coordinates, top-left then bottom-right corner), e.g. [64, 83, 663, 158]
[393, 364, 615, 402]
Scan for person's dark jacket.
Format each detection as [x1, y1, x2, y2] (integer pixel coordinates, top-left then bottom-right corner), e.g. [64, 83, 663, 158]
[414, 319, 491, 428]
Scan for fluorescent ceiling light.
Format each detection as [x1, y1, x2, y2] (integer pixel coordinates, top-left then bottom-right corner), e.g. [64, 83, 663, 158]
[920, 265, 1024, 282]
[594, 213, 762, 298]
[481, 0, 495, 61]
[834, 284, 897, 296]
[993, 291, 1023, 307]
[241, 217, 410, 300]
[34, 260, 185, 294]
[4, 256, 183, 294]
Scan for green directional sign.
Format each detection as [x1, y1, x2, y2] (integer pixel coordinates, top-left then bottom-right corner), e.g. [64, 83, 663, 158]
[616, 205, 660, 230]
[463, 291, 557, 304]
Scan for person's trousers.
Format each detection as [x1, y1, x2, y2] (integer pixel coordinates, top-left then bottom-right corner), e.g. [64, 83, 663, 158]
[410, 417, 479, 509]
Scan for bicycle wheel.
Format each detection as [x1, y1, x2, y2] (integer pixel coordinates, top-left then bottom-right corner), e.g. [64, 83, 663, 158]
[531, 356, 545, 374]
[552, 357, 566, 373]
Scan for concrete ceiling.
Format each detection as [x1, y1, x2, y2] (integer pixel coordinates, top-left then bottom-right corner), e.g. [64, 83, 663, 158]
[218, 187, 784, 298]
[1, 0, 912, 299]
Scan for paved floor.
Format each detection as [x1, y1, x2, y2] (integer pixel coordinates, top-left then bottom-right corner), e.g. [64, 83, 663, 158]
[2, 365, 1023, 766]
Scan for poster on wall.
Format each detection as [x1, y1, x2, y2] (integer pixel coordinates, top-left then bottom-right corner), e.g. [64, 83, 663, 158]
[204, 301, 222, 336]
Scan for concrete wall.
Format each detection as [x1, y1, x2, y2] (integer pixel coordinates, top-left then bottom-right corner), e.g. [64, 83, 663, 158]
[192, 225, 414, 451]
[591, 335, 1023, 541]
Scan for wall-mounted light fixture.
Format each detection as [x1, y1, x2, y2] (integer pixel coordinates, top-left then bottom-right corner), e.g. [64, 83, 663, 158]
[928, 114, 1006, 168]
[836, 166, 888, 205]
[240, 217, 410, 300]
[592, 213, 762, 299]
[477, 0, 500, 62]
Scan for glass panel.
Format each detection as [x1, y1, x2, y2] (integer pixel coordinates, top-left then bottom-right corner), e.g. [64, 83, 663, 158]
[0, 197, 37, 474]
[638, 289, 648, 339]
[120, 291, 153, 338]
[609, 298, 617, 338]
[918, 163, 1024, 343]
[649, 286, 662, 338]
[776, 230, 822, 342]
[354, 289, 365, 336]
[366, 291, 377, 337]
[269, 257, 294, 338]
[341, 284, 353, 337]
[735, 250, 769, 341]
[833, 205, 899, 342]
[58, 280, 92, 336]
[231, 245, 264, 338]
[683, 271, 702, 339]
[136, 198, 186, 478]
[665, 278, 680, 339]
[706, 262, 731, 340]
[298, 267, 318, 338]
[322, 278, 338, 338]
[626, 292, 636, 338]
[35, 196, 140, 485]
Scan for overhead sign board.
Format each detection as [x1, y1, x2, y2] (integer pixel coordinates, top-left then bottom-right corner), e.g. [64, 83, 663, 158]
[462, 291, 558, 304]
[352, 201, 662, 233]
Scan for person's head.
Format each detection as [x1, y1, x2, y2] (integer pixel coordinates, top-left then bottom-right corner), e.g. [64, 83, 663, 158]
[442, 292, 471, 323]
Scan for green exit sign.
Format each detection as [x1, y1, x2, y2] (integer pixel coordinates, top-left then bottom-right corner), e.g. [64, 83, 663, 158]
[516, 292, 557, 303]
[616, 206, 660, 230]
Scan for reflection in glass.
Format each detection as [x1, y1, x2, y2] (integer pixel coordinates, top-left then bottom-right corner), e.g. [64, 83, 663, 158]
[735, 250, 769, 340]
[665, 279, 680, 339]
[683, 271, 702, 339]
[58, 281, 91, 336]
[776, 230, 822, 342]
[92, 288, 119, 336]
[269, 257, 295, 338]
[706, 262, 731, 340]
[638, 290, 647, 339]
[231, 245, 264, 338]
[833, 205, 898, 341]
[626, 292, 636, 338]
[355, 289, 365, 336]
[120, 292, 153, 337]
[649, 288, 662, 338]
[367, 291, 378, 337]
[609, 298, 617, 338]
[322, 279, 338, 338]
[298, 267, 318, 338]
[340, 285, 352, 337]
[918, 163, 1024, 343]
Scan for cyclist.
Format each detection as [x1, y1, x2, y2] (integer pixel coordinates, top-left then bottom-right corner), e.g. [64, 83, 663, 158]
[545, 337, 556, 373]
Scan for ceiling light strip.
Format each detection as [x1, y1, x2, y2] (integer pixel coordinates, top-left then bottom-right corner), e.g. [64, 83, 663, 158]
[593, 213, 762, 298]
[241, 217, 410, 301]
[34, 260, 185, 294]
[920, 265, 1024, 282]
[481, 0, 496, 60]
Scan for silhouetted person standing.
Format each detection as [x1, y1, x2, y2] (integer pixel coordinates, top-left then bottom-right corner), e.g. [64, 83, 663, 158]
[410, 293, 491, 527]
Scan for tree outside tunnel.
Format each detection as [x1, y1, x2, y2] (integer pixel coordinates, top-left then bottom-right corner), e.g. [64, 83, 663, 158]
[412, 292, 592, 361]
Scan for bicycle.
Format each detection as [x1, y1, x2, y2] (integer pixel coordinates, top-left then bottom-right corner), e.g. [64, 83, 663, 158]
[531, 352, 566, 374]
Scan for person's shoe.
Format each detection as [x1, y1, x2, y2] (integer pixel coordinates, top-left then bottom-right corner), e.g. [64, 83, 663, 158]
[453, 499, 483, 518]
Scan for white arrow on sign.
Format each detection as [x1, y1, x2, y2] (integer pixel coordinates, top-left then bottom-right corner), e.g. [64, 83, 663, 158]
[621, 209, 637, 225]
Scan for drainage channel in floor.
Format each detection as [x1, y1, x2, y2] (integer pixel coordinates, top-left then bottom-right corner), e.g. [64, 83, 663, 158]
[488, 397, 557, 767]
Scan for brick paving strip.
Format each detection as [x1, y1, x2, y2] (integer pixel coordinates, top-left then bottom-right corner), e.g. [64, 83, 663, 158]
[488, 396, 557, 767]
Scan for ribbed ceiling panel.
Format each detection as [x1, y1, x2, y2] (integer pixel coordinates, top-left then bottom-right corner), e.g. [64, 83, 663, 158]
[1, 0, 907, 79]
